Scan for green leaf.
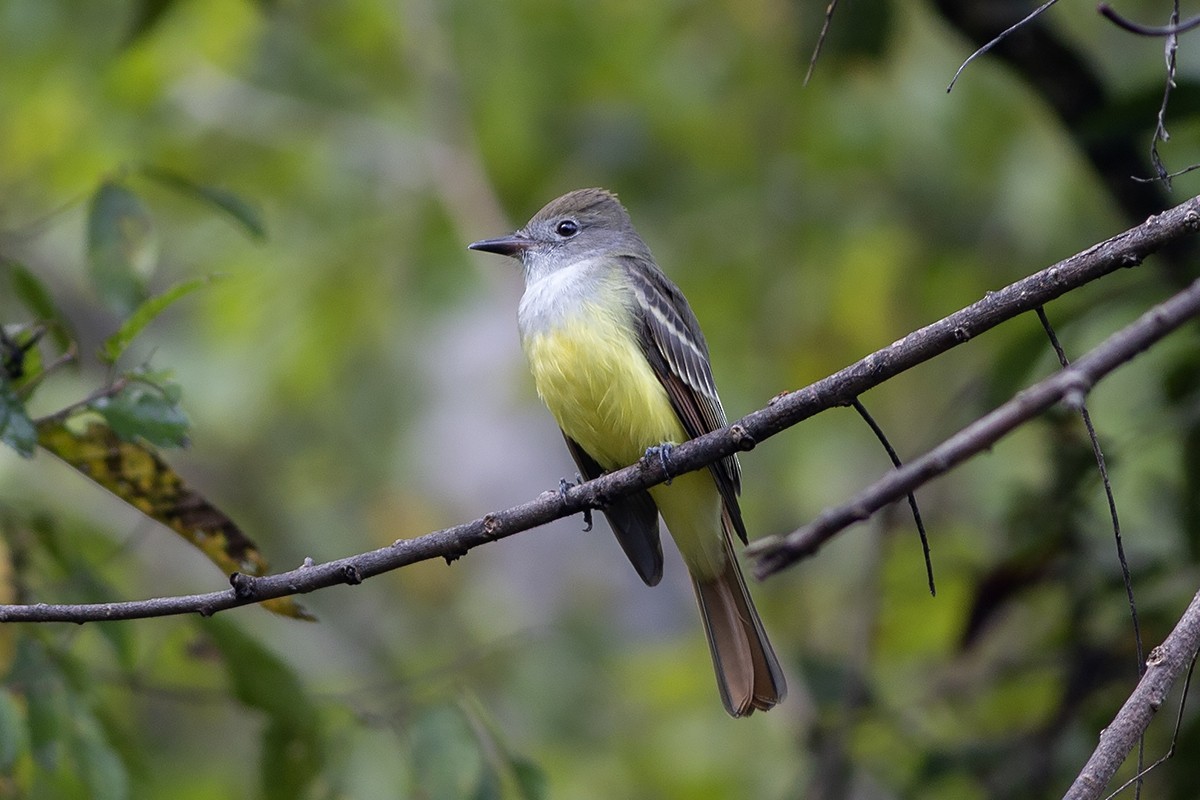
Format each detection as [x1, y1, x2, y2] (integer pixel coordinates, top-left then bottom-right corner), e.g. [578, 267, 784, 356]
[8, 263, 72, 351]
[22, 518, 138, 671]
[202, 618, 324, 800]
[411, 706, 483, 800]
[262, 718, 322, 800]
[510, 759, 548, 800]
[140, 167, 267, 240]
[8, 639, 64, 767]
[471, 761, 503, 800]
[86, 181, 157, 314]
[459, 696, 546, 800]
[91, 384, 189, 448]
[74, 712, 129, 800]
[0, 690, 28, 771]
[202, 617, 318, 723]
[101, 276, 216, 364]
[123, 0, 177, 46]
[470, 757, 546, 800]
[0, 376, 37, 457]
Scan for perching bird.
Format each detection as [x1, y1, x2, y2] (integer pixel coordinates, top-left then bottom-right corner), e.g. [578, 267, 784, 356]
[470, 188, 785, 716]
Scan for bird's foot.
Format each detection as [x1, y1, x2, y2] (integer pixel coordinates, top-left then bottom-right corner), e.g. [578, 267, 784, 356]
[645, 442, 675, 485]
[559, 474, 593, 532]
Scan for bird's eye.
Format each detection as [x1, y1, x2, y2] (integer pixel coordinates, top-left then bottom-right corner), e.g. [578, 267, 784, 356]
[555, 219, 579, 237]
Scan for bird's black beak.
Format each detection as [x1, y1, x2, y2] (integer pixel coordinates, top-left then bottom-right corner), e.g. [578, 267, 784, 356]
[468, 233, 530, 257]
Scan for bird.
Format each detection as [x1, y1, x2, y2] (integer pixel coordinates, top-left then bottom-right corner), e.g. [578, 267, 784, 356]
[469, 188, 785, 716]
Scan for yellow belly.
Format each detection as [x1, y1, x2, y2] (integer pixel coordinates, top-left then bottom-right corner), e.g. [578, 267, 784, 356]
[522, 301, 726, 577]
[523, 301, 685, 466]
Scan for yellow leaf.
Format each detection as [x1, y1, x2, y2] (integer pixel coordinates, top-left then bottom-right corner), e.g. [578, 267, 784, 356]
[36, 420, 313, 620]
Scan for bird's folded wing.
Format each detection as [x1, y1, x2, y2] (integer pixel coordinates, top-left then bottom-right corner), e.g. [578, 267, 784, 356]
[562, 432, 664, 586]
[624, 258, 747, 544]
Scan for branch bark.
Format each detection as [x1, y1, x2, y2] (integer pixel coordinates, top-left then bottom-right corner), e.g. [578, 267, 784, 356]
[748, 274, 1200, 577]
[1, 194, 1199, 624]
[1062, 590, 1200, 800]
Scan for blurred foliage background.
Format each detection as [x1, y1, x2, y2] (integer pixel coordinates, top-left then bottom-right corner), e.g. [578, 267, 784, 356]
[2, 0, 1200, 797]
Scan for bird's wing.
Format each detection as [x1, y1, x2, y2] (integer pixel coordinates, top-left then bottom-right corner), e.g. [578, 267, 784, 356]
[624, 258, 747, 544]
[562, 432, 664, 586]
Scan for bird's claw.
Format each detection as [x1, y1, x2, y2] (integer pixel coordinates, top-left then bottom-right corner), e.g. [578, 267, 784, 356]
[645, 442, 675, 485]
[559, 474, 593, 532]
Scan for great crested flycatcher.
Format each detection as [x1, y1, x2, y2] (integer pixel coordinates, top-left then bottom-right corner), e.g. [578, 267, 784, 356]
[469, 187, 785, 716]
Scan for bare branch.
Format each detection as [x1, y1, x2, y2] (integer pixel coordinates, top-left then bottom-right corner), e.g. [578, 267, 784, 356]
[1062, 590, 1200, 800]
[749, 275, 1200, 577]
[3, 195, 1200, 624]
[849, 397, 934, 596]
[1098, 3, 1200, 38]
[1133, 162, 1200, 185]
[947, 0, 1061, 92]
[803, 0, 839, 87]
[1148, 1, 1181, 189]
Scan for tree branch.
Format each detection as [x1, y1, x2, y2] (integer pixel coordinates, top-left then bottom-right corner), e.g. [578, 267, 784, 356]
[1062, 589, 1200, 800]
[1099, 3, 1200, 38]
[2, 195, 1200, 624]
[748, 273, 1200, 576]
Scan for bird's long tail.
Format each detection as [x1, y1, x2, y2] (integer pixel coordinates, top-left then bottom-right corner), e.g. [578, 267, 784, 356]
[692, 533, 787, 717]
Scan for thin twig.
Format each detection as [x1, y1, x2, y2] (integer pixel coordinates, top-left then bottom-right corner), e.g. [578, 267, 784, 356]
[1036, 307, 1142, 667]
[1147, 1, 1182, 188]
[1098, 3, 1200, 37]
[2, 196, 1200, 623]
[1036, 306, 1145, 796]
[1133, 163, 1200, 184]
[750, 277, 1200, 578]
[33, 377, 128, 428]
[849, 398, 934, 596]
[947, 0, 1061, 92]
[804, 0, 839, 87]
